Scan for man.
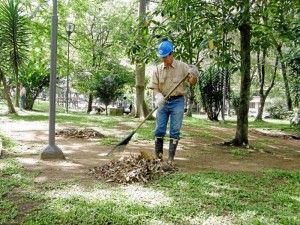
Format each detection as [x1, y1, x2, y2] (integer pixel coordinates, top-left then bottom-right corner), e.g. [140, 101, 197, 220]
[149, 40, 198, 164]
[20, 83, 26, 109]
[122, 96, 132, 115]
[122, 97, 128, 111]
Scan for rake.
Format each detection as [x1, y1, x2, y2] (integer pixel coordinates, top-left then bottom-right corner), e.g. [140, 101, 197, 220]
[107, 72, 191, 155]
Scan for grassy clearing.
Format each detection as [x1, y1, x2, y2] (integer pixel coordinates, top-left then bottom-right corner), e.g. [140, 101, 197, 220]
[183, 116, 299, 139]
[1, 157, 299, 224]
[1, 103, 300, 224]
[2, 101, 299, 138]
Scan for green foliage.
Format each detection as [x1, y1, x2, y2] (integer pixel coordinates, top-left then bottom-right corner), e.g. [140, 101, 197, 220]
[267, 104, 293, 119]
[286, 48, 300, 107]
[93, 75, 123, 107]
[0, 133, 17, 153]
[71, 0, 136, 96]
[19, 60, 50, 110]
[198, 67, 223, 121]
[0, 0, 30, 79]
[0, 0, 30, 66]
[92, 62, 134, 112]
[229, 91, 240, 113]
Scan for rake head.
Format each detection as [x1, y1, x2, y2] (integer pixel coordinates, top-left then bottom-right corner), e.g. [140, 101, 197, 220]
[107, 131, 136, 155]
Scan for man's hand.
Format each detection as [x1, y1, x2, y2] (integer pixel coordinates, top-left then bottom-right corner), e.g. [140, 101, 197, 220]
[155, 93, 165, 108]
[188, 75, 198, 85]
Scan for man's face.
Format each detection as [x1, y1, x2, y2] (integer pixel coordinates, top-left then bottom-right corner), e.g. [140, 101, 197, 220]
[161, 53, 173, 66]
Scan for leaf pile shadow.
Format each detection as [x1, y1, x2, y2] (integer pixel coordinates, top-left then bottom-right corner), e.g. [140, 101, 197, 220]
[56, 128, 106, 139]
[89, 151, 176, 184]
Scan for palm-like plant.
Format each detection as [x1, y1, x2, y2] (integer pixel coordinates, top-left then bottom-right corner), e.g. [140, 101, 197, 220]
[0, 23, 16, 113]
[0, 0, 30, 107]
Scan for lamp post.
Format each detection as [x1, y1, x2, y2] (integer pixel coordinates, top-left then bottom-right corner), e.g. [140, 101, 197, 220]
[65, 23, 75, 113]
[40, 0, 65, 159]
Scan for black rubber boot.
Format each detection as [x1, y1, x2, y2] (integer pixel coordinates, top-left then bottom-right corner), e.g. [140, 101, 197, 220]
[155, 137, 164, 160]
[167, 139, 178, 164]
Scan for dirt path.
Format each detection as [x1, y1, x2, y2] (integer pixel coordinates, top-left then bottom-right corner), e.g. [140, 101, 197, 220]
[1, 116, 300, 184]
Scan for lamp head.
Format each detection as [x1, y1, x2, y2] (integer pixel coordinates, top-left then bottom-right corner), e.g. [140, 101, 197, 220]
[65, 23, 75, 36]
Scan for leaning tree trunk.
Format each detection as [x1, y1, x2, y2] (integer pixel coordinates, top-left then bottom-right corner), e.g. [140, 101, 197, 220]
[232, 0, 251, 146]
[255, 50, 278, 121]
[0, 70, 16, 114]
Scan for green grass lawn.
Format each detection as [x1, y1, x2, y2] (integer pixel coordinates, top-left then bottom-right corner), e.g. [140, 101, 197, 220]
[1, 102, 300, 224]
[1, 157, 299, 224]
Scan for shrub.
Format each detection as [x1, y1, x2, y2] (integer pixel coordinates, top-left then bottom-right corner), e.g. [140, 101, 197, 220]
[267, 104, 293, 119]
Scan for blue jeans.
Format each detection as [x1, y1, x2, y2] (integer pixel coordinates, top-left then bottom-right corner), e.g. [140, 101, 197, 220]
[154, 96, 184, 140]
[20, 96, 26, 109]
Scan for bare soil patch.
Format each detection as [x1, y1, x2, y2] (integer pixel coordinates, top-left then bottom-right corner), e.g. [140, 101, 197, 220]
[1, 117, 299, 184]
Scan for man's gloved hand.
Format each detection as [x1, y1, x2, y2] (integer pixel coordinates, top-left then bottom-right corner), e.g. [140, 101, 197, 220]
[155, 93, 165, 108]
[188, 66, 199, 77]
[188, 66, 199, 86]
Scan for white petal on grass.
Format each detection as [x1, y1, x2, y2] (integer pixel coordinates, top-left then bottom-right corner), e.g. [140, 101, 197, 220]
[0, 161, 10, 170]
[205, 179, 240, 191]
[185, 212, 235, 225]
[45, 185, 115, 202]
[120, 185, 172, 208]
[290, 195, 300, 202]
[204, 191, 221, 197]
[239, 210, 276, 224]
[145, 218, 172, 225]
[45, 184, 171, 209]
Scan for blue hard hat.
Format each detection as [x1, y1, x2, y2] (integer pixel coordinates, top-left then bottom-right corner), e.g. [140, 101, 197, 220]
[157, 41, 173, 57]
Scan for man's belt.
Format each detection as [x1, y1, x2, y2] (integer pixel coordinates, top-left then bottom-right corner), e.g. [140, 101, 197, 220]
[165, 95, 183, 101]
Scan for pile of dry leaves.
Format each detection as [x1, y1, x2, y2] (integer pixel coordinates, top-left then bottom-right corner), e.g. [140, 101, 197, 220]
[56, 128, 105, 139]
[89, 151, 176, 184]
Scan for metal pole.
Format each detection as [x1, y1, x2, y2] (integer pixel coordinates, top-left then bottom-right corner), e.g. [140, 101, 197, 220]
[66, 34, 70, 113]
[40, 0, 65, 160]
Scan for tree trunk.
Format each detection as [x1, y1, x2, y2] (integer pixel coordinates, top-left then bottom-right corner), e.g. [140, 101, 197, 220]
[277, 45, 293, 111]
[256, 96, 266, 121]
[221, 68, 228, 123]
[255, 49, 265, 121]
[221, 31, 228, 123]
[134, 0, 152, 119]
[186, 85, 194, 117]
[0, 70, 16, 114]
[87, 92, 93, 113]
[232, 0, 251, 146]
[14, 64, 20, 108]
[105, 104, 108, 116]
[135, 64, 151, 118]
[255, 51, 278, 121]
